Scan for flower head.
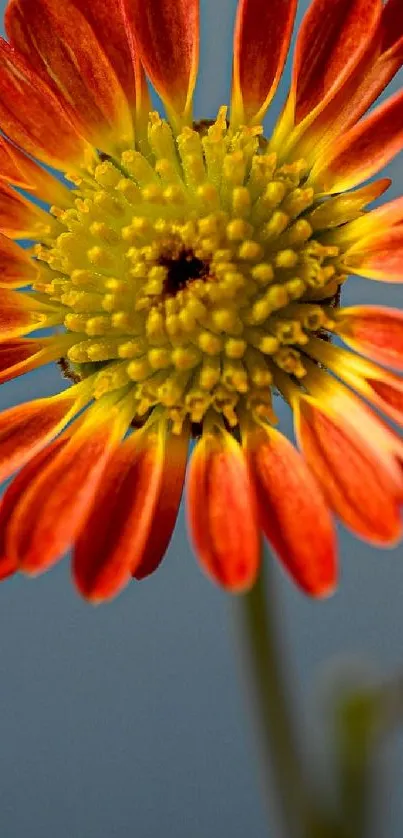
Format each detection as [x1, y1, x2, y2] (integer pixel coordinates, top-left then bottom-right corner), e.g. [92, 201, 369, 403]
[0, 0, 402, 601]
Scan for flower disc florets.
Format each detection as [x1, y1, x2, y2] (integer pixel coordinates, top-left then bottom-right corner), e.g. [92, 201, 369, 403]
[34, 107, 346, 432]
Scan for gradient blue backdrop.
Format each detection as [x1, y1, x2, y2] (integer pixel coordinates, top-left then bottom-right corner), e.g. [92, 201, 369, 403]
[0, 2, 402, 836]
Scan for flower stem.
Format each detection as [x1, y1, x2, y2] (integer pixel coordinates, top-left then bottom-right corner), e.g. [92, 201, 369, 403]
[232, 558, 313, 838]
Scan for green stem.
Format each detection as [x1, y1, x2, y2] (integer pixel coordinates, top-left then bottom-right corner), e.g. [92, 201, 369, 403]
[233, 556, 378, 838]
[233, 560, 310, 838]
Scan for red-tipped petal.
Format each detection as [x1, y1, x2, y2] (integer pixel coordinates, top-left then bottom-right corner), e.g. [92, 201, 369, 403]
[6, 401, 128, 575]
[337, 306, 403, 369]
[0, 137, 73, 208]
[0, 137, 32, 190]
[72, 438, 138, 600]
[0, 438, 66, 580]
[0, 234, 37, 288]
[67, 0, 136, 111]
[187, 428, 260, 592]
[73, 421, 187, 601]
[0, 184, 58, 239]
[6, 0, 133, 155]
[0, 391, 80, 484]
[306, 337, 403, 434]
[365, 376, 403, 425]
[231, 0, 297, 125]
[295, 396, 402, 545]
[244, 424, 337, 597]
[330, 0, 403, 129]
[0, 304, 41, 339]
[134, 428, 188, 580]
[0, 39, 90, 170]
[350, 0, 403, 115]
[359, 197, 403, 230]
[0, 336, 71, 384]
[355, 0, 403, 114]
[65, 0, 150, 127]
[293, 0, 403, 161]
[336, 354, 403, 427]
[292, 0, 381, 124]
[344, 226, 403, 282]
[0, 338, 47, 382]
[122, 0, 199, 124]
[304, 371, 403, 490]
[382, 0, 403, 48]
[333, 196, 403, 250]
[0, 288, 59, 338]
[312, 89, 403, 193]
[0, 553, 15, 582]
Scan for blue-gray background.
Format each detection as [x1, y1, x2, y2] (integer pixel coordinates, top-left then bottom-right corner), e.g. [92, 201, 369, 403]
[0, 1, 402, 836]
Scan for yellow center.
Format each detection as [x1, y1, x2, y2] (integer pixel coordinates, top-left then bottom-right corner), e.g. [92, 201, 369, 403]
[33, 107, 346, 432]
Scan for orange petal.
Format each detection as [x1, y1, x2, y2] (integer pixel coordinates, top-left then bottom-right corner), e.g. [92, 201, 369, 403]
[345, 0, 403, 124]
[312, 89, 403, 193]
[0, 183, 59, 239]
[357, 196, 403, 230]
[346, 365, 403, 427]
[0, 38, 91, 170]
[307, 337, 403, 428]
[72, 439, 138, 600]
[305, 370, 403, 489]
[0, 303, 41, 339]
[0, 137, 34, 189]
[0, 136, 73, 208]
[364, 376, 403, 425]
[333, 0, 403, 126]
[343, 226, 403, 282]
[122, 0, 199, 126]
[69, 0, 150, 127]
[337, 306, 403, 370]
[0, 338, 49, 382]
[0, 390, 82, 484]
[244, 423, 337, 597]
[0, 288, 60, 338]
[331, 196, 403, 249]
[0, 552, 15, 582]
[295, 395, 402, 545]
[292, 0, 403, 162]
[134, 427, 188, 580]
[187, 427, 260, 592]
[231, 0, 297, 126]
[6, 396, 130, 575]
[292, 0, 381, 125]
[67, 0, 137, 111]
[0, 438, 66, 581]
[0, 335, 74, 384]
[0, 306, 46, 341]
[0, 234, 37, 288]
[73, 421, 188, 601]
[6, 0, 133, 156]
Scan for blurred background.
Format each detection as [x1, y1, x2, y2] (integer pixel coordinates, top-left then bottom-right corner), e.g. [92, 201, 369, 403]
[0, 1, 402, 836]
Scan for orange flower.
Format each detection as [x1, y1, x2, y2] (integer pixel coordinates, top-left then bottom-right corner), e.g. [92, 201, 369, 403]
[0, 0, 402, 601]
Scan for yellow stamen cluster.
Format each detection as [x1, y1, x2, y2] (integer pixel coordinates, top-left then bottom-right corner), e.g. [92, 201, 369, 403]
[33, 108, 346, 431]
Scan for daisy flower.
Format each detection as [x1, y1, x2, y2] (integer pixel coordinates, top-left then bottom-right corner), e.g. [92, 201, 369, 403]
[0, 0, 402, 601]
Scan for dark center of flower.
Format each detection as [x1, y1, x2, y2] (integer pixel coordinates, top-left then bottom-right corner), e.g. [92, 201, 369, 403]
[159, 248, 209, 296]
